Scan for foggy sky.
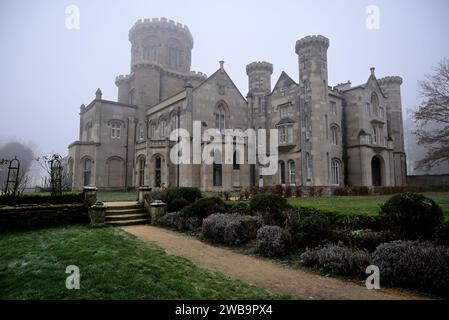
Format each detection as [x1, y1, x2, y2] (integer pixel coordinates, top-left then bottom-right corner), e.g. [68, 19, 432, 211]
[0, 0, 448, 174]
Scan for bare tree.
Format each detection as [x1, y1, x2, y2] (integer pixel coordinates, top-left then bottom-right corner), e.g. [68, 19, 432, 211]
[413, 58, 449, 169]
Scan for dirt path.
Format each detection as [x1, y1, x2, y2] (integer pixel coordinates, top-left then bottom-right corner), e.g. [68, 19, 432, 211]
[122, 225, 426, 300]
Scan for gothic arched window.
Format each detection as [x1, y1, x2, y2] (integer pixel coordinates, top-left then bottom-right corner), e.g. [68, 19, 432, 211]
[215, 104, 225, 134]
[330, 125, 339, 145]
[331, 159, 342, 186]
[371, 92, 379, 116]
[288, 160, 296, 185]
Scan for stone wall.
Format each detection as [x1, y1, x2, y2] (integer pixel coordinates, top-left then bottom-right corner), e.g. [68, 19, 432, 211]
[0, 203, 88, 232]
[407, 174, 449, 187]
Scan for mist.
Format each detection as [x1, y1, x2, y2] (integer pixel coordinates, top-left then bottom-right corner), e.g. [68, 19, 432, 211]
[1, 0, 448, 185]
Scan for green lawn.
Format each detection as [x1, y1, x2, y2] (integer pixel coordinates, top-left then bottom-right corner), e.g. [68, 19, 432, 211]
[287, 192, 449, 218]
[97, 191, 138, 202]
[0, 225, 286, 299]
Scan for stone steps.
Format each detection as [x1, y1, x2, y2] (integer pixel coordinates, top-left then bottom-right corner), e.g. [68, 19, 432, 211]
[104, 201, 150, 226]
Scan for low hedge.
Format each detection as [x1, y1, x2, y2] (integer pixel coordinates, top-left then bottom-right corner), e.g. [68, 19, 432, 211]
[0, 203, 88, 232]
[167, 197, 190, 213]
[181, 196, 225, 221]
[0, 192, 84, 206]
[300, 244, 371, 277]
[202, 213, 263, 245]
[373, 241, 449, 296]
[166, 187, 202, 204]
[255, 226, 290, 257]
[224, 201, 251, 215]
[250, 193, 287, 226]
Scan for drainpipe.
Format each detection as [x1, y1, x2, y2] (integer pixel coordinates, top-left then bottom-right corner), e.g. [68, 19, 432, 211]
[125, 118, 129, 189]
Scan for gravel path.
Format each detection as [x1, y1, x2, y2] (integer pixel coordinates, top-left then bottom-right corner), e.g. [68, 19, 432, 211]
[122, 225, 426, 300]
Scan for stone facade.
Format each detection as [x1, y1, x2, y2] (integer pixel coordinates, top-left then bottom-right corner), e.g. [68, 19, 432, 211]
[67, 18, 407, 191]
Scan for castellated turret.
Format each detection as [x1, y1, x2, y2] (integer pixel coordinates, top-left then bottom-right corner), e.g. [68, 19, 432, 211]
[295, 35, 330, 186]
[295, 35, 329, 84]
[379, 76, 406, 185]
[246, 61, 273, 94]
[115, 18, 206, 108]
[129, 17, 193, 73]
[378, 76, 404, 152]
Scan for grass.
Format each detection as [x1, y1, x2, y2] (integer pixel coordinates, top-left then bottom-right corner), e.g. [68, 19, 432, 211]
[0, 225, 287, 299]
[97, 191, 138, 202]
[287, 192, 449, 218]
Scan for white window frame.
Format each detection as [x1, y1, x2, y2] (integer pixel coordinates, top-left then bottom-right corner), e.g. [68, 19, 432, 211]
[330, 125, 338, 145]
[215, 106, 225, 134]
[111, 123, 121, 139]
[289, 160, 296, 185]
[331, 159, 342, 186]
[330, 101, 337, 115]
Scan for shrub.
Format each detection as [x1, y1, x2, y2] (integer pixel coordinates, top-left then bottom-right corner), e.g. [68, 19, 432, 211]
[167, 197, 190, 213]
[294, 186, 302, 197]
[300, 244, 370, 277]
[335, 214, 382, 230]
[350, 229, 400, 252]
[350, 186, 370, 196]
[202, 213, 263, 245]
[308, 187, 316, 197]
[157, 211, 200, 231]
[434, 221, 449, 246]
[284, 185, 293, 198]
[255, 226, 290, 257]
[157, 212, 185, 229]
[222, 191, 231, 201]
[0, 192, 84, 206]
[272, 185, 284, 197]
[249, 186, 260, 197]
[181, 196, 225, 220]
[144, 188, 168, 204]
[380, 193, 443, 239]
[166, 187, 202, 203]
[332, 187, 349, 196]
[372, 241, 449, 296]
[285, 209, 335, 248]
[224, 201, 251, 215]
[250, 193, 287, 226]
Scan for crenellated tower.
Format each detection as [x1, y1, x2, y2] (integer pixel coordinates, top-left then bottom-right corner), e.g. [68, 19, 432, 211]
[379, 76, 407, 184]
[295, 35, 330, 186]
[116, 18, 206, 107]
[246, 61, 273, 129]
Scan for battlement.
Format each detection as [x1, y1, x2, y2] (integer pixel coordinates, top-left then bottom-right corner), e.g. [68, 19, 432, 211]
[129, 17, 193, 47]
[378, 76, 403, 86]
[246, 61, 273, 75]
[295, 35, 329, 54]
[333, 81, 352, 91]
[115, 74, 130, 85]
[188, 70, 207, 79]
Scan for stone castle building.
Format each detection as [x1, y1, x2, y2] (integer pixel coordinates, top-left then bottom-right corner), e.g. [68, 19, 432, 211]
[67, 18, 407, 191]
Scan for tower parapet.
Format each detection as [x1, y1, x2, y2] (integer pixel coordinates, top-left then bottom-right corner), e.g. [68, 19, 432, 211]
[246, 61, 273, 94]
[378, 76, 403, 87]
[129, 17, 194, 73]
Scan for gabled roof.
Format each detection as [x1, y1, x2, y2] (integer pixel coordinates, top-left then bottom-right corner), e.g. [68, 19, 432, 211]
[193, 67, 247, 103]
[271, 71, 298, 94]
[341, 70, 387, 98]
